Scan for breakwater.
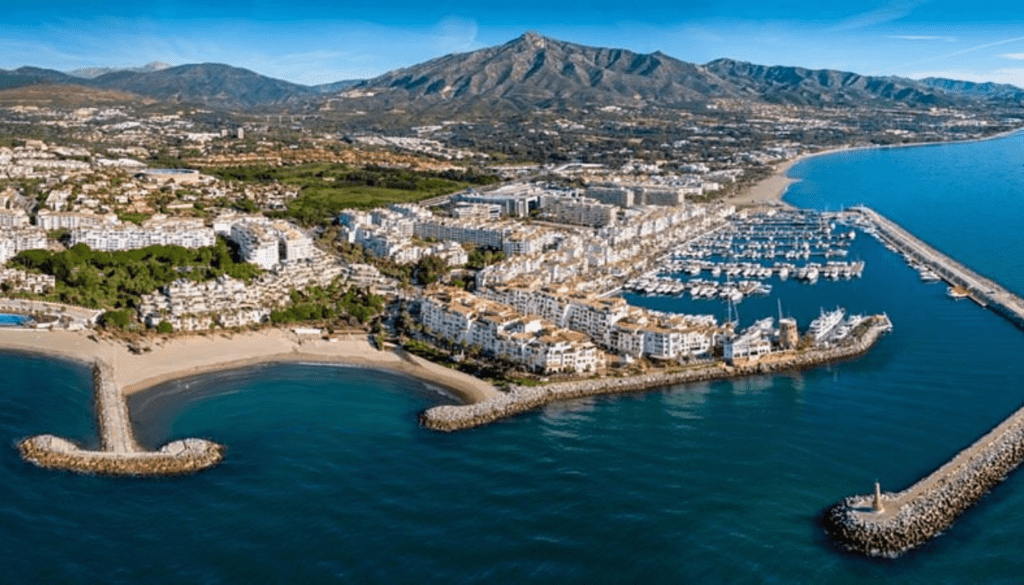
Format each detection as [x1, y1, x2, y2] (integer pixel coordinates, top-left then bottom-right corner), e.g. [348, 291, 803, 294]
[825, 400, 1024, 557]
[823, 207, 1024, 556]
[851, 206, 1024, 328]
[18, 361, 224, 476]
[421, 316, 891, 432]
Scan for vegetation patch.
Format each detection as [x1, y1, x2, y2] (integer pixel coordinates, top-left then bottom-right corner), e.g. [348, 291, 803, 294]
[9, 238, 261, 310]
[205, 163, 499, 224]
[269, 281, 385, 326]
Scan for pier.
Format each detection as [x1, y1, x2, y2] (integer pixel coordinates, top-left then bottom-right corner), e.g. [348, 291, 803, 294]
[826, 206, 1024, 556]
[18, 361, 223, 476]
[850, 206, 1024, 322]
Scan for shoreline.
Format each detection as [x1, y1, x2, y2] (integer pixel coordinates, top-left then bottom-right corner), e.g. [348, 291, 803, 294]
[422, 317, 892, 431]
[0, 327, 500, 405]
[726, 126, 1024, 208]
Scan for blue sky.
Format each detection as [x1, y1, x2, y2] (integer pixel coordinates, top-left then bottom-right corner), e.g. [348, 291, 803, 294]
[3, 0, 1024, 87]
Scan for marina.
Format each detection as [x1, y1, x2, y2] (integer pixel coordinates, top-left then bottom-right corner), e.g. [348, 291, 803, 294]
[624, 209, 865, 304]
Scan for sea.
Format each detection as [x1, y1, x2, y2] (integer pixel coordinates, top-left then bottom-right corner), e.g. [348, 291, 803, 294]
[3, 131, 1024, 583]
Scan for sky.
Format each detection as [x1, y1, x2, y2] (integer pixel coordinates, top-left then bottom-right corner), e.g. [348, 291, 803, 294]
[3, 0, 1024, 87]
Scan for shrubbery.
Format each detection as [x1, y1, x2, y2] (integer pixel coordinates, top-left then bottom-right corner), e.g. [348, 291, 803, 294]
[10, 238, 261, 309]
[269, 282, 385, 325]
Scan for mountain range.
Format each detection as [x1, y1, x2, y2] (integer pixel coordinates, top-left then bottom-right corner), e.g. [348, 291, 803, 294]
[0, 32, 1021, 112]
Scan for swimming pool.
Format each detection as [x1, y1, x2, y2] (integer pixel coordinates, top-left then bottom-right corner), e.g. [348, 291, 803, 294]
[0, 313, 30, 327]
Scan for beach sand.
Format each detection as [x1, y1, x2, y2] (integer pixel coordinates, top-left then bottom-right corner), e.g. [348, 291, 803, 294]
[725, 146, 853, 208]
[0, 327, 500, 404]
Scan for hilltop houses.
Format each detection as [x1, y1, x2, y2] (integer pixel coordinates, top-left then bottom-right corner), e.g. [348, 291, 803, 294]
[137, 250, 345, 331]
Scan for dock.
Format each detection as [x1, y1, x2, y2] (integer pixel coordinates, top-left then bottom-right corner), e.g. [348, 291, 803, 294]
[850, 206, 1023, 322]
[18, 361, 224, 476]
[826, 206, 1024, 555]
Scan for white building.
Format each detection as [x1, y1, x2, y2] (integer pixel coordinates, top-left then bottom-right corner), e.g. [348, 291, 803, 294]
[231, 222, 280, 269]
[70, 217, 215, 251]
[0, 208, 29, 228]
[420, 287, 598, 375]
[36, 210, 120, 231]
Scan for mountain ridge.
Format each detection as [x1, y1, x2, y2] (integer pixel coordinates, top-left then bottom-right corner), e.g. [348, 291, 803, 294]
[0, 32, 1021, 111]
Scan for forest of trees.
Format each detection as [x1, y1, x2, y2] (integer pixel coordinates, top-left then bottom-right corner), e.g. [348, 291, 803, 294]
[10, 238, 261, 310]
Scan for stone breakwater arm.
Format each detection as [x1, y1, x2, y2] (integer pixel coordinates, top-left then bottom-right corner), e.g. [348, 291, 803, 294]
[17, 360, 224, 476]
[823, 207, 1024, 556]
[825, 401, 1024, 557]
[93, 361, 138, 453]
[852, 206, 1024, 329]
[421, 317, 891, 432]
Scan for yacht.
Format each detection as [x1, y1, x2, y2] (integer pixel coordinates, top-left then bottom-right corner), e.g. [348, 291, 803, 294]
[947, 286, 969, 300]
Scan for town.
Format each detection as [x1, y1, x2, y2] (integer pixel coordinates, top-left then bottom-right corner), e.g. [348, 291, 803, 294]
[0, 93, 919, 383]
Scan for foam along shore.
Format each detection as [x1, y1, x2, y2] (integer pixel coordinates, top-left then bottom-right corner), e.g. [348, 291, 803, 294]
[421, 315, 892, 432]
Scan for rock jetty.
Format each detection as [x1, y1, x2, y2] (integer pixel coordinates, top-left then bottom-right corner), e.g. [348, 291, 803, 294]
[18, 361, 224, 476]
[421, 315, 892, 432]
[825, 400, 1024, 557]
[18, 435, 224, 476]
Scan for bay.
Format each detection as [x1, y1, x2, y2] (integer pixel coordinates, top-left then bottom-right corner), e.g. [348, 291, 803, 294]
[3, 131, 1024, 582]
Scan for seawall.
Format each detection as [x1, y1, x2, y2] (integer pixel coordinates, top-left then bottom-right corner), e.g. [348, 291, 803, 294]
[824, 401, 1024, 557]
[824, 207, 1024, 555]
[18, 435, 224, 477]
[421, 316, 891, 432]
[852, 206, 1024, 332]
[18, 361, 224, 476]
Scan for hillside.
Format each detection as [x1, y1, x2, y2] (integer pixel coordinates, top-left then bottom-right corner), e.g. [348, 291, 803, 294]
[87, 63, 315, 108]
[703, 59, 953, 107]
[2, 33, 1022, 113]
[346, 32, 740, 112]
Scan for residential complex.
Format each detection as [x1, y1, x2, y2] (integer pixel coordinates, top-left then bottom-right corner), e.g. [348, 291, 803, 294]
[69, 216, 216, 251]
[138, 250, 345, 331]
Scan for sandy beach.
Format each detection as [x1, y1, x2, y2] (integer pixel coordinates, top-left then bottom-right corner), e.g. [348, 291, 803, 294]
[0, 327, 500, 404]
[725, 146, 855, 208]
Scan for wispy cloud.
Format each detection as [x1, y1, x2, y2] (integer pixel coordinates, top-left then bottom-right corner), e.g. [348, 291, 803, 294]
[833, 0, 929, 31]
[433, 16, 480, 54]
[898, 35, 1024, 69]
[1002, 53, 1024, 60]
[0, 16, 488, 83]
[888, 35, 956, 42]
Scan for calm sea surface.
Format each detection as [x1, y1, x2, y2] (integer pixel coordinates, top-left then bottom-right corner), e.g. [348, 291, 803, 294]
[3, 132, 1024, 582]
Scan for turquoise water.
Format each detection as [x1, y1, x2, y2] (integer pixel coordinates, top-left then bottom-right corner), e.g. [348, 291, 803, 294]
[0, 314, 29, 327]
[3, 131, 1024, 581]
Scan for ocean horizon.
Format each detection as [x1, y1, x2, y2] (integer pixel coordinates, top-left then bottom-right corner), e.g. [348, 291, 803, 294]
[4, 131, 1024, 582]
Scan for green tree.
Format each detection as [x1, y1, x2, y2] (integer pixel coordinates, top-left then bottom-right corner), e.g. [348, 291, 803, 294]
[101, 309, 132, 329]
[413, 255, 448, 285]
